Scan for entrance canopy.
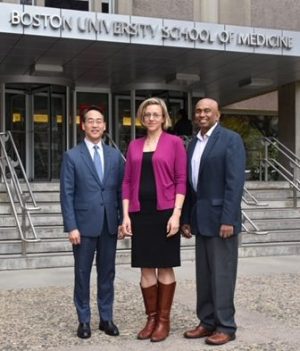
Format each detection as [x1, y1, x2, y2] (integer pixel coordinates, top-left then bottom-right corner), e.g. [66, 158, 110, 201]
[1, 3, 300, 105]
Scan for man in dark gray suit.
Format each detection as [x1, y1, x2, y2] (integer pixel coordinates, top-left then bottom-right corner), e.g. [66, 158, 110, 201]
[60, 106, 124, 339]
[182, 98, 245, 346]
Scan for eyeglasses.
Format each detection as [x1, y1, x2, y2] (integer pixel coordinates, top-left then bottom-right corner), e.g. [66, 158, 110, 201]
[86, 118, 104, 125]
[143, 113, 163, 120]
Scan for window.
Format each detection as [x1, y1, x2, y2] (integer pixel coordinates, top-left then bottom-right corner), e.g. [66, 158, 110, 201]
[20, 0, 35, 4]
[45, 0, 89, 11]
[102, 1, 109, 13]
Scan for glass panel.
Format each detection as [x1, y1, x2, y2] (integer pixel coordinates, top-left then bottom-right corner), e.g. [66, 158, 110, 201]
[76, 92, 109, 143]
[115, 95, 144, 155]
[33, 93, 49, 179]
[51, 95, 65, 179]
[33, 88, 66, 180]
[5, 92, 26, 177]
[117, 97, 131, 155]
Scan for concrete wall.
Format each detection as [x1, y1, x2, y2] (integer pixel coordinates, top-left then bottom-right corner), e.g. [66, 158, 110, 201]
[132, 0, 193, 20]
[115, 0, 300, 32]
[219, 0, 251, 26]
[251, 0, 300, 31]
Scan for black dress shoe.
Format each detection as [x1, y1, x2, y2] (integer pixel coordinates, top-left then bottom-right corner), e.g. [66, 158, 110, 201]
[99, 320, 119, 336]
[77, 322, 91, 339]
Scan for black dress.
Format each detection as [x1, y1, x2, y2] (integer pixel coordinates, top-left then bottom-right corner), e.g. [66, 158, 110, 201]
[131, 151, 180, 268]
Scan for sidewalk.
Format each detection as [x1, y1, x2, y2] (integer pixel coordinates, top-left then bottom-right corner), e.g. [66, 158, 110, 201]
[0, 256, 299, 351]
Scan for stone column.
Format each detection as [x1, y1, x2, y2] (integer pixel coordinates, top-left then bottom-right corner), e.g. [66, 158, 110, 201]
[115, 0, 133, 15]
[278, 82, 300, 180]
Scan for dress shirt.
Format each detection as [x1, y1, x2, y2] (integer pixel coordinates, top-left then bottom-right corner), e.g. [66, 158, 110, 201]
[191, 123, 218, 191]
[84, 138, 104, 173]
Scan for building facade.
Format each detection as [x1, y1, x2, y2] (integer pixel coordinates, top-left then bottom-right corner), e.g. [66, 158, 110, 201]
[1, 0, 300, 180]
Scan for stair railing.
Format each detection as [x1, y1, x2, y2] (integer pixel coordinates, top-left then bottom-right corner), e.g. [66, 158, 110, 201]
[242, 185, 268, 206]
[242, 185, 268, 234]
[261, 136, 300, 207]
[0, 131, 40, 252]
[241, 211, 268, 235]
[105, 132, 126, 161]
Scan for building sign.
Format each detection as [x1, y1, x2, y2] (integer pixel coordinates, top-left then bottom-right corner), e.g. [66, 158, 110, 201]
[3, 5, 298, 54]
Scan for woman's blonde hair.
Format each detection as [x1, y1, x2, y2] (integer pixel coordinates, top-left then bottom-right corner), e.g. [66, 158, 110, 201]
[137, 97, 172, 130]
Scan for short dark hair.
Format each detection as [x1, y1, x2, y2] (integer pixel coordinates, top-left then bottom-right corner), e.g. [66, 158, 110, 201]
[81, 105, 105, 123]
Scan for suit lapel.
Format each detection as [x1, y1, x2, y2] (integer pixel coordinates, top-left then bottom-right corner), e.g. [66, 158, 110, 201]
[102, 143, 112, 185]
[79, 142, 102, 186]
[188, 137, 198, 186]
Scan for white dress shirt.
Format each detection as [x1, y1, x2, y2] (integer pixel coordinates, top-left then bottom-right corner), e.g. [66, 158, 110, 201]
[191, 123, 218, 191]
[84, 138, 105, 173]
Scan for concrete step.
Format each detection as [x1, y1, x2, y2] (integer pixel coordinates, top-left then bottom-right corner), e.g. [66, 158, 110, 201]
[241, 229, 300, 244]
[0, 192, 60, 202]
[239, 242, 300, 257]
[0, 202, 62, 215]
[0, 226, 65, 240]
[242, 207, 300, 219]
[245, 189, 299, 200]
[0, 246, 196, 270]
[0, 182, 60, 192]
[244, 218, 300, 230]
[0, 214, 63, 227]
[245, 181, 290, 190]
[0, 239, 71, 255]
[1, 241, 299, 270]
[0, 236, 196, 255]
[242, 200, 300, 208]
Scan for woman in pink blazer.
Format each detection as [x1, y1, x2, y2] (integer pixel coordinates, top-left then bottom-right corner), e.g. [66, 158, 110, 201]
[121, 97, 187, 342]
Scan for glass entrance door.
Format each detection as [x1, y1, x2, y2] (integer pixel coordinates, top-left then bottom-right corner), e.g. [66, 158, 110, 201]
[5, 84, 66, 181]
[114, 91, 187, 155]
[32, 86, 65, 180]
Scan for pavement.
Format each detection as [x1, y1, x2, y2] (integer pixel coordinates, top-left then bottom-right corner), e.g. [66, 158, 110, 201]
[0, 255, 299, 351]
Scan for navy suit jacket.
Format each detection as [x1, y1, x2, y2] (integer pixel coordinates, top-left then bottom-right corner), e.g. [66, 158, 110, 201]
[184, 124, 246, 237]
[60, 141, 124, 237]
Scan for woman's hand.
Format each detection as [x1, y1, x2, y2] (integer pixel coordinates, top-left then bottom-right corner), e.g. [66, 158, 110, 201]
[166, 213, 180, 237]
[121, 215, 133, 238]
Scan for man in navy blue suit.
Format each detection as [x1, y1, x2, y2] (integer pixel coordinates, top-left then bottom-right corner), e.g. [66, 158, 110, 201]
[60, 106, 124, 339]
[182, 98, 245, 346]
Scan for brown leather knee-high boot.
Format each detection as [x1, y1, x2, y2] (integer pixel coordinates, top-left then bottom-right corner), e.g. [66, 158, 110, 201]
[151, 281, 176, 342]
[137, 284, 158, 340]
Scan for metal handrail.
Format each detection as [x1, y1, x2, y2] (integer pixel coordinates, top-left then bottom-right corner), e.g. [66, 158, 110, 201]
[0, 131, 40, 245]
[242, 211, 268, 235]
[242, 185, 268, 206]
[105, 132, 126, 161]
[261, 136, 300, 207]
[264, 136, 300, 164]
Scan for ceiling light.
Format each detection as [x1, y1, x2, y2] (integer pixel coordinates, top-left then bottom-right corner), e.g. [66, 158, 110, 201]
[166, 73, 200, 86]
[31, 63, 64, 75]
[239, 77, 273, 88]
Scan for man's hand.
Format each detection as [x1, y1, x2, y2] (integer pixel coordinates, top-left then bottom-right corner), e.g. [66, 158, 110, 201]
[219, 224, 234, 239]
[69, 229, 81, 245]
[181, 224, 192, 238]
[118, 225, 125, 239]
